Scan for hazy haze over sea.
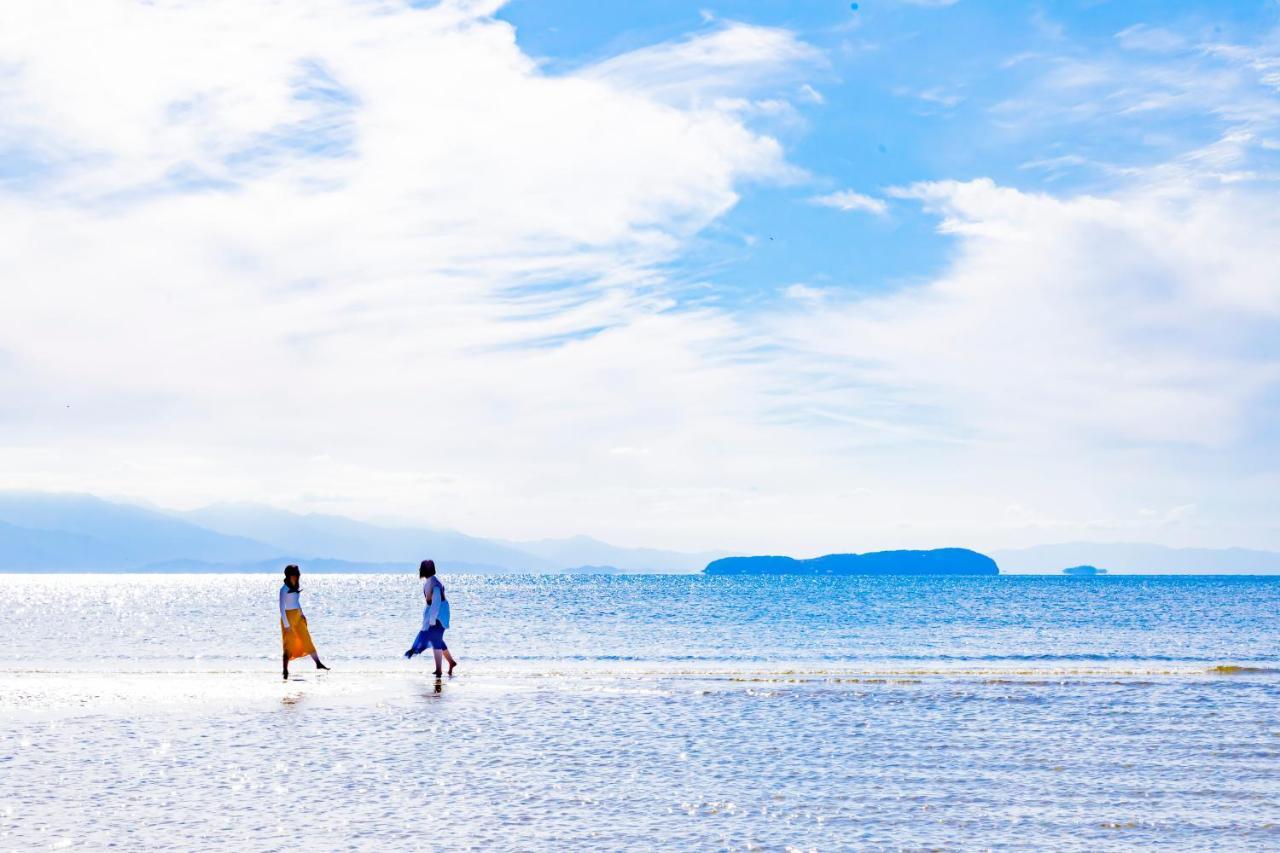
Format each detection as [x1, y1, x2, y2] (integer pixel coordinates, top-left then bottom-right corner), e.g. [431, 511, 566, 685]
[3, 573, 1278, 850]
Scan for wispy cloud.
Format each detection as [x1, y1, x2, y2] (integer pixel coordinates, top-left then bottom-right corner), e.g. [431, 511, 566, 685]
[768, 170, 1280, 546]
[1018, 153, 1090, 173]
[3, 1, 1279, 554]
[1116, 24, 1187, 53]
[892, 84, 965, 111]
[810, 189, 888, 216]
[992, 25, 1280, 141]
[0, 1, 820, 548]
[798, 83, 825, 104]
[583, 22, 823, 107]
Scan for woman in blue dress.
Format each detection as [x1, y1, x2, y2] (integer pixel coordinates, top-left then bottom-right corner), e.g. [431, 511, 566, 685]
[404, 559, 457, 676]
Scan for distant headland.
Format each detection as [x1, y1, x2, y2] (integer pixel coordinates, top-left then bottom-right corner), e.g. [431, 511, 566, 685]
[704, 548, 999, 576]
[1062, 565, 1107, 576]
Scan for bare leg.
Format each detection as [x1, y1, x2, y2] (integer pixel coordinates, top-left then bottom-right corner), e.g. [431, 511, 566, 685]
[443, 649, 458, 675]
[432, 648, 444, 676]
[310, 652, 329, 670]
[283, 652, 289, 681]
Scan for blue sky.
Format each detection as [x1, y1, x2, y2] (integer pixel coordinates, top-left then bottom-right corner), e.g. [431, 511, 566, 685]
[1, 0, 1278, 553]
[501, 0, 1280, 306]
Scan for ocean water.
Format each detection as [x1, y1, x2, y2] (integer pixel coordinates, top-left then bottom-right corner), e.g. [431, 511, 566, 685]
[1, 574, 1278, 850]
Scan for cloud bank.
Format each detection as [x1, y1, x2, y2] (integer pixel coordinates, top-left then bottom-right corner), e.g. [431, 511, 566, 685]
[0, 1, 810, 542]
[1, 1, 1278, 553]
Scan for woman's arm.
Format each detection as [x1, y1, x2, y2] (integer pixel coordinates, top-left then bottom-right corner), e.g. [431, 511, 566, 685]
[280, 586, 290, 630]
[424, 580, 441, 628]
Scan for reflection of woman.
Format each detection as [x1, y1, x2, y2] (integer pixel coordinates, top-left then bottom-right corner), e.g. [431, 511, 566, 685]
[404, 560, 458, 676]
[280, 564, 329, 681]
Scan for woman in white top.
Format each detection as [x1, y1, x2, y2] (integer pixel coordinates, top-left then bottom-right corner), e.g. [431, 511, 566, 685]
[280, 564, 329, 680]
[404, 559, 457, 676]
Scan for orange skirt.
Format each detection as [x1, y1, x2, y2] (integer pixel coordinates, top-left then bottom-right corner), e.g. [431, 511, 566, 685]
[281, 608, 317, 660]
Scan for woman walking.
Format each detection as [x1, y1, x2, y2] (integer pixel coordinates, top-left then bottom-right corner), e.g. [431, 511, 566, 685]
[404, 559, 457, 676]
[280, 564, 329, 680]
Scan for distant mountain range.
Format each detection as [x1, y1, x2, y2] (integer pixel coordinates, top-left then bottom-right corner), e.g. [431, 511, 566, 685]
[0, 493, 278, 571]
[2, 491, 1277, 574]
[0, 491, 722, 573]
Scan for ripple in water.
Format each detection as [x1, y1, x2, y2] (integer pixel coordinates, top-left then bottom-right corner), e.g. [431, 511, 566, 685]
[1, 574, 1278, 849]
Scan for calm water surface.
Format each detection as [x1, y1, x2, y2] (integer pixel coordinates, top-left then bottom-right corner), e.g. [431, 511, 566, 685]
[1, 574, 1278, 850]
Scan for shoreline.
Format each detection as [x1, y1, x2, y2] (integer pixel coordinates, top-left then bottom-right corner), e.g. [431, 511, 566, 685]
[5, 570, 1280, 577]
[4, 663, 1277, 719]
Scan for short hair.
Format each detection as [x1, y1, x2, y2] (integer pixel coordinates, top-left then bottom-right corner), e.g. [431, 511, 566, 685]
[419, 559, 436, 578]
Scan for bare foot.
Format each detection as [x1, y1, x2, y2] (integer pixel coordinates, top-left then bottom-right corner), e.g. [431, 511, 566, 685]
[282, 670, 289, 681]
[433, 670, 443, 677]
[315, 662, 330, 671]
[448, 661, 457, 676]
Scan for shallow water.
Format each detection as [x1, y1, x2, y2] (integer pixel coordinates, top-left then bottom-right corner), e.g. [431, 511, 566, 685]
[2, 574, 1279, 850]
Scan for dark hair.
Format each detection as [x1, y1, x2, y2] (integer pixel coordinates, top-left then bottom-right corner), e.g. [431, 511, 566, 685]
[284, 564, 301, 592]
[419, 559, 436, 579]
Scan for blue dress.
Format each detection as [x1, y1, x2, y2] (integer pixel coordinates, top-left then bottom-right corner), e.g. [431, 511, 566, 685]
[404, 580, 450, 658]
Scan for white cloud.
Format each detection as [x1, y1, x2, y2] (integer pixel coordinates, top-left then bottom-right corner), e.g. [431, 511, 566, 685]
[814, 176, 1280, 445]
[764, 171, 1280, 549]
[0, 1, 819, 548]
[1018, 153, 1090, 173]
[810, 189, 888, 216]
[798, 83, 825, 104]
[2, 1, 1278, 555]
[993, 27, 1280, 139]
[783, 284, 827, 303]
[583, 22, 821, 107]
[1116, 24, 1187, 53]
[895, 86, 964, 109]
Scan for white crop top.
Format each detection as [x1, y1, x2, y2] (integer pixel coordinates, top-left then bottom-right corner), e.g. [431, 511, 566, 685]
[280, 584, 301, 628]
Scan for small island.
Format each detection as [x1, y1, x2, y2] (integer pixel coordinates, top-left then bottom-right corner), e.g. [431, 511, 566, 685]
[1062, 565, 1107, 576]
[562, 564, 625, 575]
[704, 548, 999, 576]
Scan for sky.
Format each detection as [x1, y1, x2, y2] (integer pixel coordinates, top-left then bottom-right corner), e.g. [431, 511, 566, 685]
[1, 0, 1279, 555]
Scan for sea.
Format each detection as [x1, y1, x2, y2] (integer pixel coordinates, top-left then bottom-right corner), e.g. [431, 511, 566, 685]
[1, 573, 1278, 851]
